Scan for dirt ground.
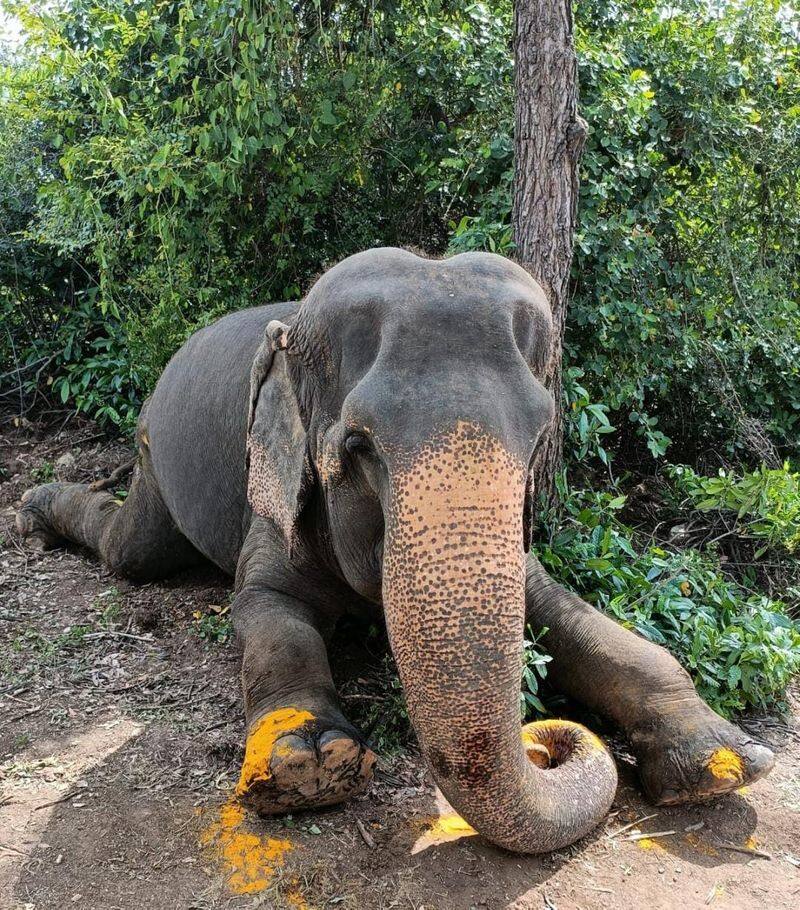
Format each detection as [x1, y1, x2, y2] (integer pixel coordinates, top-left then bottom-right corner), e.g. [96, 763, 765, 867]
[2, 416, 799, 910]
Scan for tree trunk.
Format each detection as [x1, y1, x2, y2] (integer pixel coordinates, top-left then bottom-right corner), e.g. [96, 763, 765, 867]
[513, 0, 587, 506]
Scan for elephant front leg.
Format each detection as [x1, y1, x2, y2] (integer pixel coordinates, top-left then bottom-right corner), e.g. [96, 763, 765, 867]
[525, 557, 774, 805]
[232, 586, 376, 814]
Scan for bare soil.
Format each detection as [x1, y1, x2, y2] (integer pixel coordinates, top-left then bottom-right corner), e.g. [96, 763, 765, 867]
[2, 416, 799, 910]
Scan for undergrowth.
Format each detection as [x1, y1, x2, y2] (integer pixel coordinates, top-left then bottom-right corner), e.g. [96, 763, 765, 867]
[529, 482, 800, 718]
[668, 463, 800, 556]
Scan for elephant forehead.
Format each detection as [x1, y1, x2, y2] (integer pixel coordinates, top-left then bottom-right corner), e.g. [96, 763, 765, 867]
[301, 248, 548, 333]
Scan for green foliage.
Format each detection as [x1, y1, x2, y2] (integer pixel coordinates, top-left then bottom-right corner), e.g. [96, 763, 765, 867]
[571, 0, 800, 464]
[535, 483, 800, 716]
[91, 587, 123, 629]
[11, 624, 91, 661]
[520, 625, 552, 719]
[2, 1, 798, 464]
[669, 463, 800, 555]
[193, 605, 232, 644]
[1, 0, 513, 419]
[343, 652, 412, 755]
[49, 300, 143, 432]
[30, 461, 55, 482]
[563, 367, 617, 468]
[446, 0, 800, 465]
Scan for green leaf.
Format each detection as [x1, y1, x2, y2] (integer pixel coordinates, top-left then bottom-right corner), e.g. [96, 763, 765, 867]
[586, 558, 612, 571]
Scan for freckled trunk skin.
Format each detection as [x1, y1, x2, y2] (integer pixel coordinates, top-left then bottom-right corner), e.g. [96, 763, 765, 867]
[382, 424, 615, 853]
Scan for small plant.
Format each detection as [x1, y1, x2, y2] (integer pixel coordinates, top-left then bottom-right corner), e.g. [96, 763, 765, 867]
[341, 651, 411, 755]
[15, 625, 91, 662]
[31, 462, 55, 483]
[13, 733, 30, 752]
[193, 605, 232, 645]
[89, 587, 123, 628]
[520, 625, 552, 719]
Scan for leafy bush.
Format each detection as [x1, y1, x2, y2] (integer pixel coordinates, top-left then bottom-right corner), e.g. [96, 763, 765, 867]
[574, 0, 800, 464]
[534, 483, 800, 716]
[447, 0, 800, 465]
[3, 0, 798, 469]
[2, 0, 513, 419]
[669, 463, 800, 556]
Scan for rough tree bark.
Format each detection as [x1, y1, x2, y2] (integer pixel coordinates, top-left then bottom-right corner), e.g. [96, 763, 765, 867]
[513, 0, 587, 506]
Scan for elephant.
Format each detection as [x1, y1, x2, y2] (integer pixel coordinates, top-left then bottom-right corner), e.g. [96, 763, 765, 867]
[17, 248, 774, 854]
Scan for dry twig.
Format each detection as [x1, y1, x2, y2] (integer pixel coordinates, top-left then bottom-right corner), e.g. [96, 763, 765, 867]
[625, 830, 676, 842]
[606, 813, 658, 839]
[355, 818, 376, 848]
[715, 842, 772, 860]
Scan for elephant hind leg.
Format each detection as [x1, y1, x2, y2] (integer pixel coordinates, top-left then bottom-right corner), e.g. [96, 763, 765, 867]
[16, 457, 203, 580]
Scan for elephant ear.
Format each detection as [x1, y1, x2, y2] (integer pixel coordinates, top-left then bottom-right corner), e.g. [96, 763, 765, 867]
[246, 320, 314, 555]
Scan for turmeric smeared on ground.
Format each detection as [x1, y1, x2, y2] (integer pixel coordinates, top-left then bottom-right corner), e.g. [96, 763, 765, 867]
[236, 707, 314, 795]
[412, 812, 476, 853]
[637, 837, 665, 852]
[706, 747, 745, 782]
[199, 797, 295, 896]
[286, 879, 310, 909]
[428, 813, 477, 838]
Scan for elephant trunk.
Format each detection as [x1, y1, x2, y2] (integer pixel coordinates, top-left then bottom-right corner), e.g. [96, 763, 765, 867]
[382, 423, 616, 853]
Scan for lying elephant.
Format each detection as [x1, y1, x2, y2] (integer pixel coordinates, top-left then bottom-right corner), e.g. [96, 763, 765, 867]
[17, 248, 774, 853]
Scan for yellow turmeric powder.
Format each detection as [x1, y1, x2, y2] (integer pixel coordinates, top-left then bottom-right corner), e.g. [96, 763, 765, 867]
[637, 837, 664, 852]
[235, 707, 314, 796]
[427, 813, 476, 839]
[200, 796, 295, 896]
[706, 747, 745, 782]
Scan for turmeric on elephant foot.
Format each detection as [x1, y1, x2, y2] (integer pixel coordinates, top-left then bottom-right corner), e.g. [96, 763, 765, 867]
[634, 721, 774, 806]
[706, 746, 745, 782]
[236, 708, 376, 815]
[236, 708, 315, 795]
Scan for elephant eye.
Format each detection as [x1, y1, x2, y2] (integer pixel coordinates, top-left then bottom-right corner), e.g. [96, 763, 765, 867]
[344, 432, 371, 455]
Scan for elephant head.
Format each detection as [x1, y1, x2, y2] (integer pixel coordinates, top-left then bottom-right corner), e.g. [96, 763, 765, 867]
[246, 248, 616, 852]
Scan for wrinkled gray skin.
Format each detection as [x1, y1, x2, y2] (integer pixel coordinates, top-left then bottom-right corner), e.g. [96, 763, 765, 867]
[18, 249, 773, 854]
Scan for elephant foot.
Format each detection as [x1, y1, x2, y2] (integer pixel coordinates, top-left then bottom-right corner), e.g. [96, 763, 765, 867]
[16, 484, 66, 549]
[235, 706, 376, 814]
[634, 715, 774, 806]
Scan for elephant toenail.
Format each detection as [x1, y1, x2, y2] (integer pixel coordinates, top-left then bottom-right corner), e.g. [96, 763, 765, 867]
[318, 729, 354, 750]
